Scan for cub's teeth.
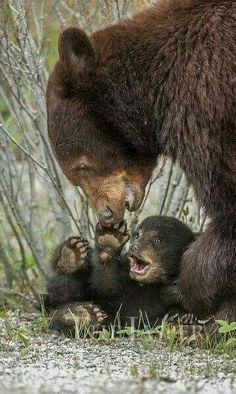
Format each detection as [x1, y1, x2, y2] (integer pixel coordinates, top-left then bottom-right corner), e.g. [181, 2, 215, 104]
[131, 261, 149, 275]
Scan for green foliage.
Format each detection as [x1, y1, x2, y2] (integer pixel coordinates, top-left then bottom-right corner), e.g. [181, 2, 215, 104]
[215, 320, 236, 349]
[13, 256, 37, 272]
[0, 311, 30, 347]
[216, 320, 236, 333]
[71, 315, 236, 355]
[182, 206, 189, 217]
[0, 311, 9, 318]
[16, 329, 30, 347]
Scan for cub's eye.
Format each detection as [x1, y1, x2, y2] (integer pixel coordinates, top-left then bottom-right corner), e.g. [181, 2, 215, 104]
[134, 232, 139, 240]
[154, 237, 162, 244]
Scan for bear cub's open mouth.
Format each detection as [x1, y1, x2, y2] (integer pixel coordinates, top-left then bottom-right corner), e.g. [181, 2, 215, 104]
[129, 255, 150, 275]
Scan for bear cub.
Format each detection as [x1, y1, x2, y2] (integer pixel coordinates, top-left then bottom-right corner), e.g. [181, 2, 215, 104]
[45, 216, 197, 334]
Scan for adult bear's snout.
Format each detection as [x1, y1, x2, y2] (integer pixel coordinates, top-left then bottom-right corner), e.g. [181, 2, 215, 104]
[98, 206, 123, 226]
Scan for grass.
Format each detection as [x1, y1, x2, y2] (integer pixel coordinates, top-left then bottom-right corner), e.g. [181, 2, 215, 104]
[63, 308, 236, 356]
[0, 299, 235, 358]
[0, 308, 235, 389]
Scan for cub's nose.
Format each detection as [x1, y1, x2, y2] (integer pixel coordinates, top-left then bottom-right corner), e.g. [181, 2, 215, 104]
[129, 244, 139, 254]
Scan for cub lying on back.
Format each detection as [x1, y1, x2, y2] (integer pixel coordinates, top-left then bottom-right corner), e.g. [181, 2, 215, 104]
[45, 216, 197, 334]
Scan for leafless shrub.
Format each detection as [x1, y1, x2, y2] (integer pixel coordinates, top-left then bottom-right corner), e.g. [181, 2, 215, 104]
[0, 0, 207, 296]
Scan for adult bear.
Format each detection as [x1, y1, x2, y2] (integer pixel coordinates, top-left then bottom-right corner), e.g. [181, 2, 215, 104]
[47, 0, 236, 321]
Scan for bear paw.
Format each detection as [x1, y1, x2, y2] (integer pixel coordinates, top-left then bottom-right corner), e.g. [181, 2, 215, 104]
[49, 302, 108, 335]
[56, 237, 89, 274]
[168, 312, 199, 325]
[165, 313, 214, 344]
[95, 221, 130, 261]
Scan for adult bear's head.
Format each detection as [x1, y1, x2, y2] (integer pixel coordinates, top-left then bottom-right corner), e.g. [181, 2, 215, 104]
[47, 28, 156, 225]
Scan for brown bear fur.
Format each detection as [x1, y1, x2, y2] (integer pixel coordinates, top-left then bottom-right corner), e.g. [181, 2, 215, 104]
[47, 0, 236, 320]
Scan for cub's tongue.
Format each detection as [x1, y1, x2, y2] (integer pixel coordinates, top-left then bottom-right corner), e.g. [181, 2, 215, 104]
[130, 260, 149, 274]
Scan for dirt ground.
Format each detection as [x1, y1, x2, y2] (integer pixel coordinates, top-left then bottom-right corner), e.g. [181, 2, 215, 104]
[0, 310, 235, 394]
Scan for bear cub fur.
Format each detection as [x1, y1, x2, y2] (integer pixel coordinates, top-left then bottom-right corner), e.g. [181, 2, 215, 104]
[45, 216, 196, 334]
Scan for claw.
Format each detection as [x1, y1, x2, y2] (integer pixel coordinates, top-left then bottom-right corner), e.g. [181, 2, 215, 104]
[97, 223, 103, 231]
[70, 238, 80, 245]
[97, 315, 108, 322]
[123, 235, 130, 243]
[79, 246, 87, 253]
[168, 313, 179, 322]
[96, 312, 105, 318]
[119, 224, 126, 233]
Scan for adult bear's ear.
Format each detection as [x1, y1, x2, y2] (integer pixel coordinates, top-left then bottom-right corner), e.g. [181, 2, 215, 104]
[55, 27, 98, 96]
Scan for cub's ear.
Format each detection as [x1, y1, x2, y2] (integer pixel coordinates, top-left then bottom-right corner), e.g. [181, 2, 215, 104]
[53, 27, 98, 96]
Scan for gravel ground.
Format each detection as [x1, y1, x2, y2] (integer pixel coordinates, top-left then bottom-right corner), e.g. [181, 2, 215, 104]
[0, 311, 235, 394]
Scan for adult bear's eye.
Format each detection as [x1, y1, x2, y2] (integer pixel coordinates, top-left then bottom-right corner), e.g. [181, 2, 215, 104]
[134, 232, 139, 239]
[154, 237, 162, 244]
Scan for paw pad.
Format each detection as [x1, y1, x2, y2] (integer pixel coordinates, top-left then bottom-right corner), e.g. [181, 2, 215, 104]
[95, 221, 130, 261]
[50, 303, 109, 331]
[56, 237, 89, 274]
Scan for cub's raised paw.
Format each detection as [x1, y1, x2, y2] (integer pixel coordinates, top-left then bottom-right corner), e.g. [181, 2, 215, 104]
[55, 237, 89, 274]
[95, 221, 130, 261]
[49, 302, 109, 335]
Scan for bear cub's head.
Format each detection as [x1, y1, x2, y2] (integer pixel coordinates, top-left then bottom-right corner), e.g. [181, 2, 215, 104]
[128, 216, 195, 285]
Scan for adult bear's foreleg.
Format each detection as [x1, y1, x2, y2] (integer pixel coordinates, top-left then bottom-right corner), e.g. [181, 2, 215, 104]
[180, 214, 236, 319]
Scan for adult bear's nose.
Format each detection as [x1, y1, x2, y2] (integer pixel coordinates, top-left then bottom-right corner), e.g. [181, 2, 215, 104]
[98, 206, 114, 224]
